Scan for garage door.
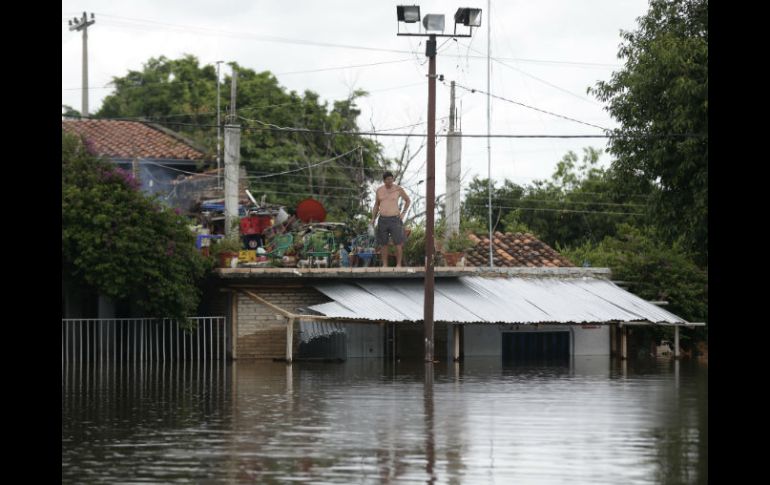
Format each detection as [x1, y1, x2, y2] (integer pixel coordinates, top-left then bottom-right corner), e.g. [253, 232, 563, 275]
[502, 331, 570, 361]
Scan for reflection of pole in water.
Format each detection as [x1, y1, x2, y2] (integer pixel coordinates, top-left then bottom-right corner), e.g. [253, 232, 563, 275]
[286, 363, 294, 396]
[424, 362, 436, 484]
[674, 359, 680, 390]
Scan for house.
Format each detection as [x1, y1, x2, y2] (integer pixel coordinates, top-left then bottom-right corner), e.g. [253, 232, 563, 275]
[62, 119, 216, 319]
[61, 119, 212, 206]
[207, 232, 701, 363]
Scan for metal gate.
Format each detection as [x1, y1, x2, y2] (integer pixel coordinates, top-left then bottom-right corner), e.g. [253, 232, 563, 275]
[61, 317, 228, 365]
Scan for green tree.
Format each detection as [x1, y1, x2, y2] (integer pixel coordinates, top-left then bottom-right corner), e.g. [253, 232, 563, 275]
[590, 0, 708, 264]
[522, 148, 650, 248]
[462, 177, 530, 235]
[96, 55, 387, 223]
[62, 104, 81, 118]
[461, 148, 647, 247]
[62, 131, 210, 322]
[563, 224, 707, 344]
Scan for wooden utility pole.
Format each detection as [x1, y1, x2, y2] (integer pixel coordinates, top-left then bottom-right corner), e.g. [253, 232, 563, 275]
[424, 35, 437, 363]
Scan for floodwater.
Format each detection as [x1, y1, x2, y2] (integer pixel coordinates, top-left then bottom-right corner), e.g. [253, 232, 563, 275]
[62, 356, 707, 484]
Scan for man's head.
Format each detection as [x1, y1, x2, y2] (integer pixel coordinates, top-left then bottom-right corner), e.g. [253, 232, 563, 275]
[383, 171, 394, 188]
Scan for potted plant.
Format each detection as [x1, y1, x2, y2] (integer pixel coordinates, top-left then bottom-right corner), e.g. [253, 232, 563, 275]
[442, 231, 473, 267]
[281, 246, 298, 267]
[212, 237, 243, 268]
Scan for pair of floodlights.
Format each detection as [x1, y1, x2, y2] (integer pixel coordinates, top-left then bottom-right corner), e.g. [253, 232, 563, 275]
[397, 5, 482, 37]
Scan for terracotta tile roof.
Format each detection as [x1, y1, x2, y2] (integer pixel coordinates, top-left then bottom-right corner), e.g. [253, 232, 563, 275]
[61, 119, 206, 161]
[463, 231, 575, 267]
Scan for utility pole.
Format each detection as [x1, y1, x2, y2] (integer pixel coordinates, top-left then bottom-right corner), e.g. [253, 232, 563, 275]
[445, 80, 461, 241]
[424, 35, 437, 363]
[396, 5, 482, 364]
[487, 0, 494, 267]
[68, 12, 95, 117]
[224, 66, 241, 239]
[216, 61, 223, 190]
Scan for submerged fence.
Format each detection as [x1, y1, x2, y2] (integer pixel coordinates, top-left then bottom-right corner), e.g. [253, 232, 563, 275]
[62, 317, 227, 365]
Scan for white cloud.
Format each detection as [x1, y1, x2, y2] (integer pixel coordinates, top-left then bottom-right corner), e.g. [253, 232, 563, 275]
[62, 0, 649, 198]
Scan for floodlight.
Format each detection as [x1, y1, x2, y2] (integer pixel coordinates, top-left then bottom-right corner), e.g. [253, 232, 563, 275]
[422, 14, 445, 33]
[397, 5, 421, 23]
[454, 8, 482, 27]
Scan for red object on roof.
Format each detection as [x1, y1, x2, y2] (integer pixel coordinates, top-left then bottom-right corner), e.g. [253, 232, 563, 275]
[240, 215, 273, 235]
[296, 198, 326, 223]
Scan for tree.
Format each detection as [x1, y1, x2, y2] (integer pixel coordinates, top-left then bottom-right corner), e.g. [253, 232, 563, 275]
[62, 104, 81, 118]
[590, 0, 708, 264]
[563, 224, 707, 346]
[62, 132, 210, 322]
[96, 55, 388, 223]
[522, 148, 650, 248]
[461, 148, 647, 247]
[462, 177, 529, 234]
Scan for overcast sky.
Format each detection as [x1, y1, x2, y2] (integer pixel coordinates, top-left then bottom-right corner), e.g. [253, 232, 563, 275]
[62, 0, 651, 203]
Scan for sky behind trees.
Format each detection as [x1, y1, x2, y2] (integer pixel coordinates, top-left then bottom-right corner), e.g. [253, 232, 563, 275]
[62, 0, 651, 198]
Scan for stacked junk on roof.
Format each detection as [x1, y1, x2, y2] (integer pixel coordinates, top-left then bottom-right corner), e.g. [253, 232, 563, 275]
[192, 190, 380, 268]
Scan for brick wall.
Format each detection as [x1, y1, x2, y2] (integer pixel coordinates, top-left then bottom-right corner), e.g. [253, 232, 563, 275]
[235, 287, 330, 359]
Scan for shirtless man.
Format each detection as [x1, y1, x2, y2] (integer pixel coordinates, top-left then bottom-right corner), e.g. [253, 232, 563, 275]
[371, 171, 411, 267]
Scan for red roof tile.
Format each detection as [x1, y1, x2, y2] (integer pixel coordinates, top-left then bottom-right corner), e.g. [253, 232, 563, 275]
[61, 119, 206, 161]
[463, 231, 575, 267]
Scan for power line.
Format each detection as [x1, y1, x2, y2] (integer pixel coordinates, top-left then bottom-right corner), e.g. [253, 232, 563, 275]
[78, 14, 623, 69]
[467, 197, 647, 208]
[80, 116, 704, 140]
[457, 41, 604, 107]
[249, 147, 362, 179]
[94, 15, 411, 55]
[63, 59, 419, 93]
[153, 120, 702, 139]
[276, 58, 413, 76]
[463, 203, 644, 216]
[449, 81, 610, 131]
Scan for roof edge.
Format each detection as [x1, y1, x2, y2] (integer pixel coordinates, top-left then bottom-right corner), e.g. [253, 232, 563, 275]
[144, 122, 212, 161]
[214, 266, 612, 279]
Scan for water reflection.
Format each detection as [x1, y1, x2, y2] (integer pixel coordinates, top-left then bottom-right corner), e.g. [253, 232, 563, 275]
[63, 356, 707, 484]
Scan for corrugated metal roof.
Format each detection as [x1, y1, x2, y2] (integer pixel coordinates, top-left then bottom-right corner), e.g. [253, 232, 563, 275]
[310, 276, 687, 325]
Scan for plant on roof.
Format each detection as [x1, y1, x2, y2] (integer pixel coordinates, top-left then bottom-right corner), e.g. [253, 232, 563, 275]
[211, 236, 243, 255]
[445, 231, 474, 253]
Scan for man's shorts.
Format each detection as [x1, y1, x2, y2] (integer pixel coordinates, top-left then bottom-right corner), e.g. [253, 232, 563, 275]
[376, 216, 405, 246]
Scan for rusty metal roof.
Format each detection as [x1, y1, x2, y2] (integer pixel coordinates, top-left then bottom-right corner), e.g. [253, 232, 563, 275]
[309, 276, 687, 325]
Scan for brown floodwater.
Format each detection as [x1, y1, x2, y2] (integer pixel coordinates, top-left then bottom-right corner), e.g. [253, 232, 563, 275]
[62, 356, 707, 484]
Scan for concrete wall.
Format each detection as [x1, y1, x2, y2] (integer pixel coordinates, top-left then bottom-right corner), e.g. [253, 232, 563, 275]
[571, 325, 610, 356]
[459, 324, 610, 357]
[231, 287, 387, 360]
